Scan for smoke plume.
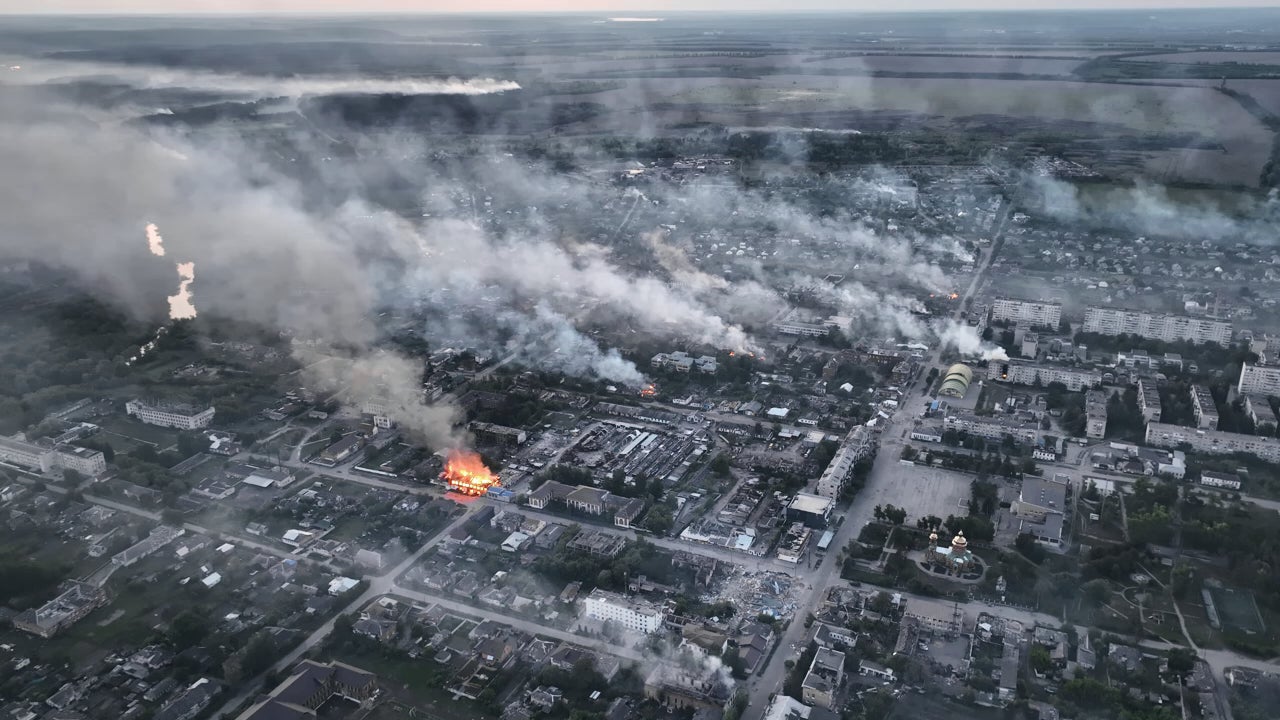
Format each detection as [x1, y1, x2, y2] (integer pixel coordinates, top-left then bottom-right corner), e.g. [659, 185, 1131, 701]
[935, 319, 1009, 361]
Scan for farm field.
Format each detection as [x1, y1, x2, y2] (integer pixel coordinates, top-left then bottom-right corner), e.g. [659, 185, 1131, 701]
[1135, 51, 1280, 65]
[796, 54, 1085, 75]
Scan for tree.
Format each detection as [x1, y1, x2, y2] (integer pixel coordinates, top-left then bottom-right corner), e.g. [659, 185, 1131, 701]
[177, 432, 206, 458]
[641, 505, 673, 536]
[1030, 644, 1052, 674]
[1167, 648, 1196, 679]
[1081, 579, 1111, 607]
[61, 468, 82, 485]
[1015, 533, 1046, 564]
[710, 454, 732, 478]
[169, 610, 211, 649]
[881, 504, 907, 525]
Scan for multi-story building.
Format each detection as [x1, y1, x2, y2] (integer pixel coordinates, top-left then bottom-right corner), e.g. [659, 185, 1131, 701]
[1145, 422, 1280, 463]
[582, 588, 664, 634]
[943, 413, 1039, 445]
[1085, 390, 1108, 439]
[814, 425, 876, 500]
[0, 437, 106, 476]
[801, 647, 846, 709]
[0, 436, 54, 472]
[1243, 394, 1279, 432]
[1190, 385, 1219, 430]
[53, 444, 106, 476]
[1237, 362, 1280, 397]
[1137, 379, 1162, 423]
[1082, 307, 1232, 345]
[468, 421, 527, 446]
[986, 359, 1101, 392]
[12, 581, 108, 638]
[125, 399, 215, 430]
[991, 297, 1062, 328]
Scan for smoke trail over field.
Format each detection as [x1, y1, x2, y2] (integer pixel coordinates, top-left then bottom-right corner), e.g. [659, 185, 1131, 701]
[2, 60, 522, 98]
[1027, 170, 1280, 242]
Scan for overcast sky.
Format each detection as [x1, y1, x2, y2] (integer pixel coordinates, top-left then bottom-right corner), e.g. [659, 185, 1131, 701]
[2, 0, 1278, 13]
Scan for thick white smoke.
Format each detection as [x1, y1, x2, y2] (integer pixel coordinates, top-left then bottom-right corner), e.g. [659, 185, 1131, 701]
[935, 319, 1009, 361]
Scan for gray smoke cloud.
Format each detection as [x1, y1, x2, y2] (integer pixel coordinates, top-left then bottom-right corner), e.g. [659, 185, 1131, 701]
[0, 58, 979, 441]
[295, 347, 465, 449]
[1026, 169, 1280, 243]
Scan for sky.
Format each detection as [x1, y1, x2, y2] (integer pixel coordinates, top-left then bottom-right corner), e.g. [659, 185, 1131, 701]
[2, 0, 1279, 13]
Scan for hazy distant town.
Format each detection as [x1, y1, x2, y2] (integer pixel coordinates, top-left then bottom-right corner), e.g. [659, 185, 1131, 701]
[1, 8, 1280, 720]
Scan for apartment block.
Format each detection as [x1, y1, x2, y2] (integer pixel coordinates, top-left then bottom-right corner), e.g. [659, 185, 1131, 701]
[986, 359, 1102, 392]
[1237, 362, 1280, 397]
[1137, 379, 1162, 423]
[1190, 385, 1219, 430]
[991, 297, 1062, 328]
[1082, 307, 1231, 345]
[1145, 422, 1280, 463]
[943, 413, 1039, 445]
[1085, 390, 1108, 439]
[581, 589, 664, 634]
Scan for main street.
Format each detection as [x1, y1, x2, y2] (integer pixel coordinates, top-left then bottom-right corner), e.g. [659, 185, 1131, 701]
[388, 586, 647, 664]
[743, 190, 1007, 719]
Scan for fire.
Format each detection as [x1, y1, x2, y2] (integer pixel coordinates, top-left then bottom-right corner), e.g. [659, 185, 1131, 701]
[640, 383, 657, 397]
[441, 449, 498, 496]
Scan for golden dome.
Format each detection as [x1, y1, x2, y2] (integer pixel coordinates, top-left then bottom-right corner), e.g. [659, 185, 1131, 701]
[951, 531, 968, 549]
[928, 531, 939, 543]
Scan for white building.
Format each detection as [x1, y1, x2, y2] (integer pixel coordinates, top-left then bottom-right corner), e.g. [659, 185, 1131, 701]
[125, 399, 215, 430]
[1190, 385, 1219, 430]
[1137, 379, 1162, 423]
[991, 298, 1062, 328]
[1082, 307, 1231, 345]
[1199, 470, 1242, 490]
[986, 359, 1101, 392]
[1237, 362, 1280, 397]
[1085, 390, 1109, 440]
[53, 444, 107, 476]
[1145, 422, 1280, 463]
[0, 437, 106, 476]
[582, 588, 664, 634]
[944, 413, 1039, 444]
[0, 436, 54, 472]
[814, 426, 876, 500]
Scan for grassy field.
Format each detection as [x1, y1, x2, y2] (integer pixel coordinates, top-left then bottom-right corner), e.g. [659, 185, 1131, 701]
[97, 416, 180, 451]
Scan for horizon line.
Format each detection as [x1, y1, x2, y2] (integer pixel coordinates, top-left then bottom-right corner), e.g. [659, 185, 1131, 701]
[4, 5, 1280, 16]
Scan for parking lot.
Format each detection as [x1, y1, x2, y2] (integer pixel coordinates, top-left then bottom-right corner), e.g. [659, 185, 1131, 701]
[856, 451, 975, 528]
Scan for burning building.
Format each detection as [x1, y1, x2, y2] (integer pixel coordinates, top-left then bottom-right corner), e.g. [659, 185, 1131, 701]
[643, 659, 732, 712]
[441, 449, 499, 496]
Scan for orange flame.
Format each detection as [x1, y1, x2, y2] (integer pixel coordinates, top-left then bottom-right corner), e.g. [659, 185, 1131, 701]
[640, 383, 657, 397]
[441, 449, 498, 496]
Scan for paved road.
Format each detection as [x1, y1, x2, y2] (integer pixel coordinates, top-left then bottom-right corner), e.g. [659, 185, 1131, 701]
[209, 506, 477, 719]
[80, 494, 304, 563]
[387, 586, 647, 663]
[513, 503, 800, 573]
[743, 194, 1009, 719]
